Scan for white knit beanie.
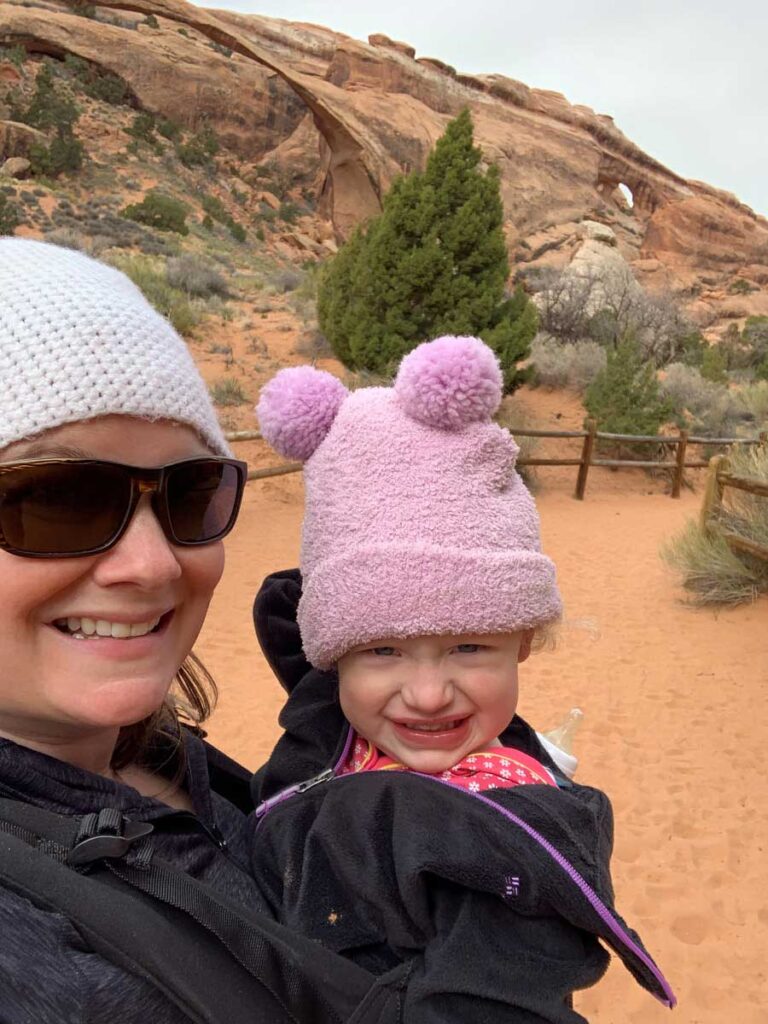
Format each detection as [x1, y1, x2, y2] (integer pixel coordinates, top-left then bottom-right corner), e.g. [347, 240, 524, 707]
[0, 237, 230, 455]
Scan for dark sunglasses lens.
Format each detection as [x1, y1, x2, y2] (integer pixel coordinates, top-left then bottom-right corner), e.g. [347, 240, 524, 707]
[0, 463, 131, 555]
[166, 461, 242, 543]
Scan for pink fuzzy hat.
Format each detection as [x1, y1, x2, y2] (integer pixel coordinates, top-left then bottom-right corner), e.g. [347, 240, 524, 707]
[257, 336, 562, 669]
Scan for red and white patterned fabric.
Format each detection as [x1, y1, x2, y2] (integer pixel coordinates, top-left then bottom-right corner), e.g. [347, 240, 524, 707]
[340, 734, 557, 793]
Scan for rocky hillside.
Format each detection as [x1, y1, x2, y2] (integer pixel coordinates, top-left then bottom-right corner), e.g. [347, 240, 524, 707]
[1, 0, 767, 337]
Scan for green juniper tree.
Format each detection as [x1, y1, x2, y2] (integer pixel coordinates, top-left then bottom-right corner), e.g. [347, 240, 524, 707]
[318, 109, 536, 390]
[584, 333, 673, 435]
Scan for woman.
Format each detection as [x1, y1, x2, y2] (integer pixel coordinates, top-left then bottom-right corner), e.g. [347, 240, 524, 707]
[0, 239, 390, 1023]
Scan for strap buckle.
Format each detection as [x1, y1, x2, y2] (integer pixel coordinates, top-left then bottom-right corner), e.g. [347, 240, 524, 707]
[68, 808, 154, 867]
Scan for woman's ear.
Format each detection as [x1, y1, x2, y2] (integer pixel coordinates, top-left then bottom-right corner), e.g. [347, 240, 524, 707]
[517, 629, 535, 664]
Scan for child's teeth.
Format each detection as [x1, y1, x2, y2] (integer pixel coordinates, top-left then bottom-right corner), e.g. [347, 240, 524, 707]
[67, 617, 81, 633]
[81, 617, 96, 636]
[96, 619, 112, 637]
[111, 622, 132, 639]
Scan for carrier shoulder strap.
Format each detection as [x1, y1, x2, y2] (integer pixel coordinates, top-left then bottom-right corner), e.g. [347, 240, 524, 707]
[0, 798, 400, 1024]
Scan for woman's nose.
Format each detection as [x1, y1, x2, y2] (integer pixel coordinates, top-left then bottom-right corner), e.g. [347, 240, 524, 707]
[401, 665, 454, 713]
[92, 495, 182, 588]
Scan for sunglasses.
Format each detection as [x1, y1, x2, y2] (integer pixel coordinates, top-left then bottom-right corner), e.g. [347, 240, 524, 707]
[0, 457, 247, 558]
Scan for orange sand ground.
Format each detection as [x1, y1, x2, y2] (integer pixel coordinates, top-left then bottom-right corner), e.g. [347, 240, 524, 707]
[191, 319, 766, 1021]
[197, 466, 766, 1024]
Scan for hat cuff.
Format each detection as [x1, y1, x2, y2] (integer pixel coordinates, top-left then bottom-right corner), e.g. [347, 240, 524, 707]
[298, 543, 563, 669]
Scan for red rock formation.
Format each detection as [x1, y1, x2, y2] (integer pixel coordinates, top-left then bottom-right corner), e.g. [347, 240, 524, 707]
[2, 0, 765, 328]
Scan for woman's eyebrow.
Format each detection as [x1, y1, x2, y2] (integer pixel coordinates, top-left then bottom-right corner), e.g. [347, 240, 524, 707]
[12, 444, 93, 459]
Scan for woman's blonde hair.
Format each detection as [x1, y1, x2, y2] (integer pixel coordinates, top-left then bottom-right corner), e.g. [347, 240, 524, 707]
[111, 652, 217, 771]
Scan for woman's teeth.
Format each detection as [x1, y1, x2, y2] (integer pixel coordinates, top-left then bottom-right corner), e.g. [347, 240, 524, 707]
[54, 616, 161, 639]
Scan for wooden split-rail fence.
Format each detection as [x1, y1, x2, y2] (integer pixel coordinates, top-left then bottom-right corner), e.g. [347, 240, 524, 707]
[226, 421, 767, 501]
[699, 454, 768, 563]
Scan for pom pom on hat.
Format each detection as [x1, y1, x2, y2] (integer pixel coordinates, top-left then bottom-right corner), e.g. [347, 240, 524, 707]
[257, 365, 348, 461]
[395, 335, 503, 430]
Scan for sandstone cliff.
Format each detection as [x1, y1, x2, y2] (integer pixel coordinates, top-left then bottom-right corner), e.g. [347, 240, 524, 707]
[1, 0, 766, 330]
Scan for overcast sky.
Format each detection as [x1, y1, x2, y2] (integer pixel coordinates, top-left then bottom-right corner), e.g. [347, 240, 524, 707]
[205, 0, 767, 216]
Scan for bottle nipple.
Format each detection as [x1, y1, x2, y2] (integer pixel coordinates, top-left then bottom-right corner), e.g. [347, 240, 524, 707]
[536, 708, 584, 780]
[543, 708, 584, 756]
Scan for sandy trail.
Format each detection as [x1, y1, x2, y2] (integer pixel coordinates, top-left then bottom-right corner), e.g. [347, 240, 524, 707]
[196, 443, 766, 1024]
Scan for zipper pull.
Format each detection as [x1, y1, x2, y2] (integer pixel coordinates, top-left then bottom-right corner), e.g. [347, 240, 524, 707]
[296, 768, 334, 793]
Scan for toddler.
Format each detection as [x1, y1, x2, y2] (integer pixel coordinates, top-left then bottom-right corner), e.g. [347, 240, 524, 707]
[251, 336, 674, 1021]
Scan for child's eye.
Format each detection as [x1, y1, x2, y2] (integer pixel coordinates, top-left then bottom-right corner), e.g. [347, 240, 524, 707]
[371, 646, 397, 656]
[455, 644, 481, 654]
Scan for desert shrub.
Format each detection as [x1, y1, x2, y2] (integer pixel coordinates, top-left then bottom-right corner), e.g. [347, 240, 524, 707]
[176, 125, 219, 168]
[271, 268, 302, 293]
[142, 13, 159, 27]
[279, 201, 300, 224]
[210, 377, 249, 406]
[43, 226, 88, 250]
[493, 397, 541, 487]
[728, 278, 756, 295]
[700, 345, 728, 383]
[294, 328, 333, 360]
[530, 335, 606, 391]
[584, 334, 673, 435]
[1, 44, 27, 69]
[200, 193, 245, 240]
[229, 221, 246, 243]
[80, 68, 129, 105]
[18, 61, 78, 133]
[660, 364, 720, 419]
[536, 266, 696, 366]
[108, 254, 199, 335]
[661, 443, 768, 604]
[126, 112, 157, 144]
[201, 195, 227, 223]
[156, 117, 181, 141]
[0, 193, 21, 234]
[166, 254, 228, 297]
[661, 520, 767, 605]
[29, 134, 84, 178]
[121, 191, 188, 235]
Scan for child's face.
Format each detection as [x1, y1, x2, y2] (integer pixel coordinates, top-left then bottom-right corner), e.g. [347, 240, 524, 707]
[337, 631, 533, 774]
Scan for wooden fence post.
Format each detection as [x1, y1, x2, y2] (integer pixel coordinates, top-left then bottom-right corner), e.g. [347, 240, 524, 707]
[699, 454, 727, 533]
[671, 428, 688, 499]
[575, 418, 597, 500]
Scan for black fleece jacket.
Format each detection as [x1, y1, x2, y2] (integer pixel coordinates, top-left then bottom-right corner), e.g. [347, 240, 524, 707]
[0, 729, 265, 1023]
[250, 570, 676, 1023]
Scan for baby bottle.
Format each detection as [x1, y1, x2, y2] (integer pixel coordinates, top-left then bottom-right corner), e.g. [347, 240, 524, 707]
[536, 708, 583, 780]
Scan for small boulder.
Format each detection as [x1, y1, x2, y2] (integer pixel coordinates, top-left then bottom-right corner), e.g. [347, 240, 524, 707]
[0, 156, 31, 179]
[581, 220, 617, 245]
[258, 190, 281, 211]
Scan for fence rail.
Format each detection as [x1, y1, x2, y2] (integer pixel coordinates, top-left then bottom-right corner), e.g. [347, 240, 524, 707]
[226, 424, 767, 500]
[699, 454, 768, 563]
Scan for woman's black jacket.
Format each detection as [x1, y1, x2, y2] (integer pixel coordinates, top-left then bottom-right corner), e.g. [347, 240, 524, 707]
[251, 569, 676, 1023]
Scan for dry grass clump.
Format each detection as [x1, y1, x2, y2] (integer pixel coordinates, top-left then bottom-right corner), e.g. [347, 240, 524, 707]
[661, 444, 768, 605]
[166, 254, 229, 298]
[209, 377, 249, 407]
[108, 253, 200, 336]
[529, 335, 606, 392]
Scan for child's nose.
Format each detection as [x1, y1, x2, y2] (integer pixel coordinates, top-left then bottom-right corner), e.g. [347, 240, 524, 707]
[401, 666, 454, 713]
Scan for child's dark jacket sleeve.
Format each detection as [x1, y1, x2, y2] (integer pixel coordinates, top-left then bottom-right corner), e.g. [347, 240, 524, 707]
[251, 571, 676, 1022]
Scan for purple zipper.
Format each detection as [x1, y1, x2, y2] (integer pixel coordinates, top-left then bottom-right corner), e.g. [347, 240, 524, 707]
[254, 734, 675, 1008]
[254, 724, 354, 820]
[416, 774, 677, 1009]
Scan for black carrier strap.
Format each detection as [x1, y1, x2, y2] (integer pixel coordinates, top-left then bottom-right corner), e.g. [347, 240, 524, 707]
[0, 799, 403, 1024]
